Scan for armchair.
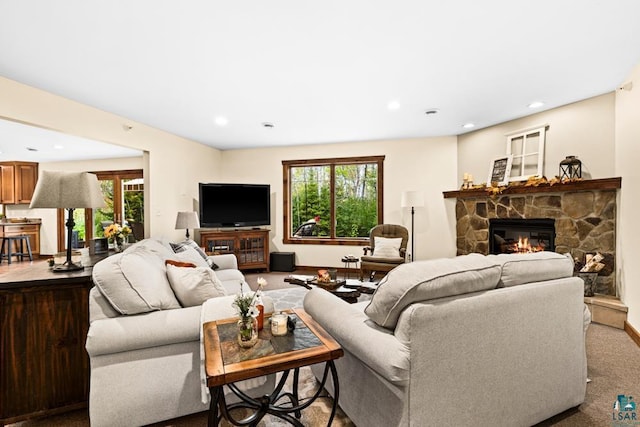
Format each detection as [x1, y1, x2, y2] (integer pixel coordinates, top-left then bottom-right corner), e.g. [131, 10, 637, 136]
[360, 224, 409, 281]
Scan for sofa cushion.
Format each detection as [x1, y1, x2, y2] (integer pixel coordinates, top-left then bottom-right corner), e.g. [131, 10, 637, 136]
[166, 264, 227, 307]
[170, 238, 208, 260]
[372, 236, 403, 258]
[92, 245, 181, 315]
[365, 253, 501, 329]
[487, 251, 574, 287]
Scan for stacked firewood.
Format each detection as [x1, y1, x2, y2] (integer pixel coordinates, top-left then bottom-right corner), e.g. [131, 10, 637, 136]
[574, 253, 606, 273]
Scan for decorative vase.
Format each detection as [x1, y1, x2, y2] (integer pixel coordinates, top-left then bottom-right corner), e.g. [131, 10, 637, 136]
[113, 236, 124, 252]
[237, 316, 258, 348]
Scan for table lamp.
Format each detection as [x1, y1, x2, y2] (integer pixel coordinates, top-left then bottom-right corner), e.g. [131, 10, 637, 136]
[175, 211, 200, 239]
[401, 190, 425, 262]
[30, 171, 106, 272]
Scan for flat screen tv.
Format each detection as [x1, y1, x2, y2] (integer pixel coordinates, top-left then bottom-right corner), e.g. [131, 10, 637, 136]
[199, 183, 271, 228]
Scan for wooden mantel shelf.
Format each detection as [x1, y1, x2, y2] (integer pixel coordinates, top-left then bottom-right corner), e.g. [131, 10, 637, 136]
[443, 177, 621, 199]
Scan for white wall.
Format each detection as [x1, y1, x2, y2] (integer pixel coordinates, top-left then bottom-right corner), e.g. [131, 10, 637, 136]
[218, 137, 459, 268]
[0, 77, 223, 242]
[615, 64, 640, 330]
[458, 93, 615, 184]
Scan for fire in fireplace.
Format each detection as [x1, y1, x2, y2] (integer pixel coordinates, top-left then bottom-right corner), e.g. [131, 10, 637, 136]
[489, 218, 555, 254]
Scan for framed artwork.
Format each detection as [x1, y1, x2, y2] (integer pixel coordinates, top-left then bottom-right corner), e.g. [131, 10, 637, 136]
[487, 155, 513, 186]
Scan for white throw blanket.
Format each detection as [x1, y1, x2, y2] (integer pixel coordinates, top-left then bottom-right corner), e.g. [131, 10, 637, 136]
[199, 295, 275, 403]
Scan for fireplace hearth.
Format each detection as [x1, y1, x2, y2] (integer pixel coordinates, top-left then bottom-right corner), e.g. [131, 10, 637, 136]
[489, 218, 555, 254]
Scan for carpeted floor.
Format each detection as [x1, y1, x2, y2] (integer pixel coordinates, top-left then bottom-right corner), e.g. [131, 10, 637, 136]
[10, 269, 640, 426]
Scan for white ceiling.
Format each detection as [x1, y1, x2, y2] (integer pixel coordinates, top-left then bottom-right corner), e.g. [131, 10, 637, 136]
[0, 118, 141, 162]
[1, 0, 640, 155]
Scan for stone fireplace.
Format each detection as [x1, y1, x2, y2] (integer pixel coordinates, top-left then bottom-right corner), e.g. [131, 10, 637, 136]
[444, 178, 621, 295]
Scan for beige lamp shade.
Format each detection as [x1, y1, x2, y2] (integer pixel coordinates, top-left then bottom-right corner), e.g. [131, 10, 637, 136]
[175, 211, 200, 239]
[401, 191, 425, 208]
[29, 170, 106, 209]
[175, 211, 200, 230]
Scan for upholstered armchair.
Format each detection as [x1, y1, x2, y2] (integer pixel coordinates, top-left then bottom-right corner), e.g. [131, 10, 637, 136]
[360, 224, 409, 281]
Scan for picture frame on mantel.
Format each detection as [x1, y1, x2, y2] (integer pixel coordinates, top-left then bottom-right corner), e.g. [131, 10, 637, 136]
[487, 155, 513, 186]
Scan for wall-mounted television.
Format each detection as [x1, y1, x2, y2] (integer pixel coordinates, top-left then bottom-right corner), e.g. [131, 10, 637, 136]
[199, 183, 271, 228]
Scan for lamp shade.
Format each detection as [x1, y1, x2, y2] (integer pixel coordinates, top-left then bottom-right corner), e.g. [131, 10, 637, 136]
[29, 170, 105, 209]
[175, 211, 200, 230]
[401, 191, 425, 208]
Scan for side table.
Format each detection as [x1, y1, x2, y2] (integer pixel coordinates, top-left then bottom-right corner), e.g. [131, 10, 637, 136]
[341, 256, 359, 280]
[203, 308, 344, 426]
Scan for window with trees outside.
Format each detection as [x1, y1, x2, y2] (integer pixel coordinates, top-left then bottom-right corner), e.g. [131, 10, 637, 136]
[282, 156, 384, 245]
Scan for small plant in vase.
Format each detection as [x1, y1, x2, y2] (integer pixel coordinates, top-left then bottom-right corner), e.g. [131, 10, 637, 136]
[232, 278, 268, 348]
[104, 223, 131, 252]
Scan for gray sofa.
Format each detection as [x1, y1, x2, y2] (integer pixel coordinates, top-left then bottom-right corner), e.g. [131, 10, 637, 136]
[85, 238, 275, 427]
[304, 251, 589, 427]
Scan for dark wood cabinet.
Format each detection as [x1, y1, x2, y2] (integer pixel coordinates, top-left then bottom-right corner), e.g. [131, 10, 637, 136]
[200, 229, 270, 271]
[0, 161, 38, 205]
[0, 263, 94, 426]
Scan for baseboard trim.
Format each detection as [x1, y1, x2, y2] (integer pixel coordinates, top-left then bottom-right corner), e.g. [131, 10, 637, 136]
[624, 321, 640, 348]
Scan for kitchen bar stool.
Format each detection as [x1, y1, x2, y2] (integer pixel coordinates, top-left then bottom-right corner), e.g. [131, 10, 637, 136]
[0, 235, 33, 264]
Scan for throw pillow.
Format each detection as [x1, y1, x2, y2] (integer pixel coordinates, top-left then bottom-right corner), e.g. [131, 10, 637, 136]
[165, 259, 197, 268]
[166, 264, 227, 307]
[372, 236, 403, 258]
[92, 245, 182, 315]
[170, 239, 208, 261]
[173, 247, 210, 269]
[207, 257, 220, 270]
[365, 253, 501, 329]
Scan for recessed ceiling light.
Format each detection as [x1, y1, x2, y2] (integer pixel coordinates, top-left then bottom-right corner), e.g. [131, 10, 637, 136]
[424, 109, 439, 115]
[262, 122, 274, 128]
[387, 101, 401, 111]
[528, 101, 544, 109]
[214, 116, 229, 126]
[53, 144, 64, 150]
[462, 123, 475, 129]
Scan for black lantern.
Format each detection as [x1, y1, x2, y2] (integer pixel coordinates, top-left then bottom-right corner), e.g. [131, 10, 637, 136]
[559, 155, 582, 180]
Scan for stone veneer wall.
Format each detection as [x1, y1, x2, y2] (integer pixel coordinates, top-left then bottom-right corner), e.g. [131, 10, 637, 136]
[455, 189, 617, 295]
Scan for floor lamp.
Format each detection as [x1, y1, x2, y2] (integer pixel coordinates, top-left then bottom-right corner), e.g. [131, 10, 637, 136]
[401, 191, 424, 262]
[30, 171, 106, 271]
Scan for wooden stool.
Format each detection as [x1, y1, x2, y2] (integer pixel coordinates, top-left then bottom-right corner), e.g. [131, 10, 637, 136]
[0, 235, 34, 264]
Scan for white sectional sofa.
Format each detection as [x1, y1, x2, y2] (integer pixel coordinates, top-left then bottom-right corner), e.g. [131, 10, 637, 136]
[85, 238, 275, 427]
[304, 251, 590, 427]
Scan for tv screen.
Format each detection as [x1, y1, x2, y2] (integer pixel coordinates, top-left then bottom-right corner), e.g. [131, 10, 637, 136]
[199, 183, 271, 228]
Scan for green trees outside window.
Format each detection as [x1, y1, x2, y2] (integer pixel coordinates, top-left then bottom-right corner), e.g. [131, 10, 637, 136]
[283, 156, 384, 244]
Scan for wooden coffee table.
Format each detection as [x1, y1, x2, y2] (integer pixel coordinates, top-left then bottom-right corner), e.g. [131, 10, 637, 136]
[203, 308, 344, 426]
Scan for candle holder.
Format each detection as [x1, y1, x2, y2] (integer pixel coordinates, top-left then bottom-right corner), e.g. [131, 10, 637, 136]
[271, 312, 289, 336]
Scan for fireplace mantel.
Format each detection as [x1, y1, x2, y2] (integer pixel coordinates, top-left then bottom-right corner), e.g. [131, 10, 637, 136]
[443, 177, 621, 199]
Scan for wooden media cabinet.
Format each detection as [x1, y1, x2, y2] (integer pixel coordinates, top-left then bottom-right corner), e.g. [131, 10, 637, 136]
[200, 229, 270, 272]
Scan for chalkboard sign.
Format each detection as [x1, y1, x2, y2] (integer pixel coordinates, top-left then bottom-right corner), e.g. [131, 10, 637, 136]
[487, 155, 513, 186]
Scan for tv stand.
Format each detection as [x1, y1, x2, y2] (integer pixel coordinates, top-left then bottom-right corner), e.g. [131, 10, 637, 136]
[200, 229, 270, 272]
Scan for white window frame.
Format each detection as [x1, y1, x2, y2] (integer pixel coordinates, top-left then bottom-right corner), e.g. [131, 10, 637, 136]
[506, 124, 547, 181]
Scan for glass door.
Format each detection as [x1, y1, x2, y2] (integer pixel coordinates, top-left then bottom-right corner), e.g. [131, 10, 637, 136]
[57, 170, 143, 252]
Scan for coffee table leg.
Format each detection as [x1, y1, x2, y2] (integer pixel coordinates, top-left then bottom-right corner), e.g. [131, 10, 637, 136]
[327, 361, 340, 427]
[293, 367, 301, 418]
[208, 386, 221, 427]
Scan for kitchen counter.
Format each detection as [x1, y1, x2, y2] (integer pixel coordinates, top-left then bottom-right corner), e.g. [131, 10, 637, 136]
[0, 218, 42, 225]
